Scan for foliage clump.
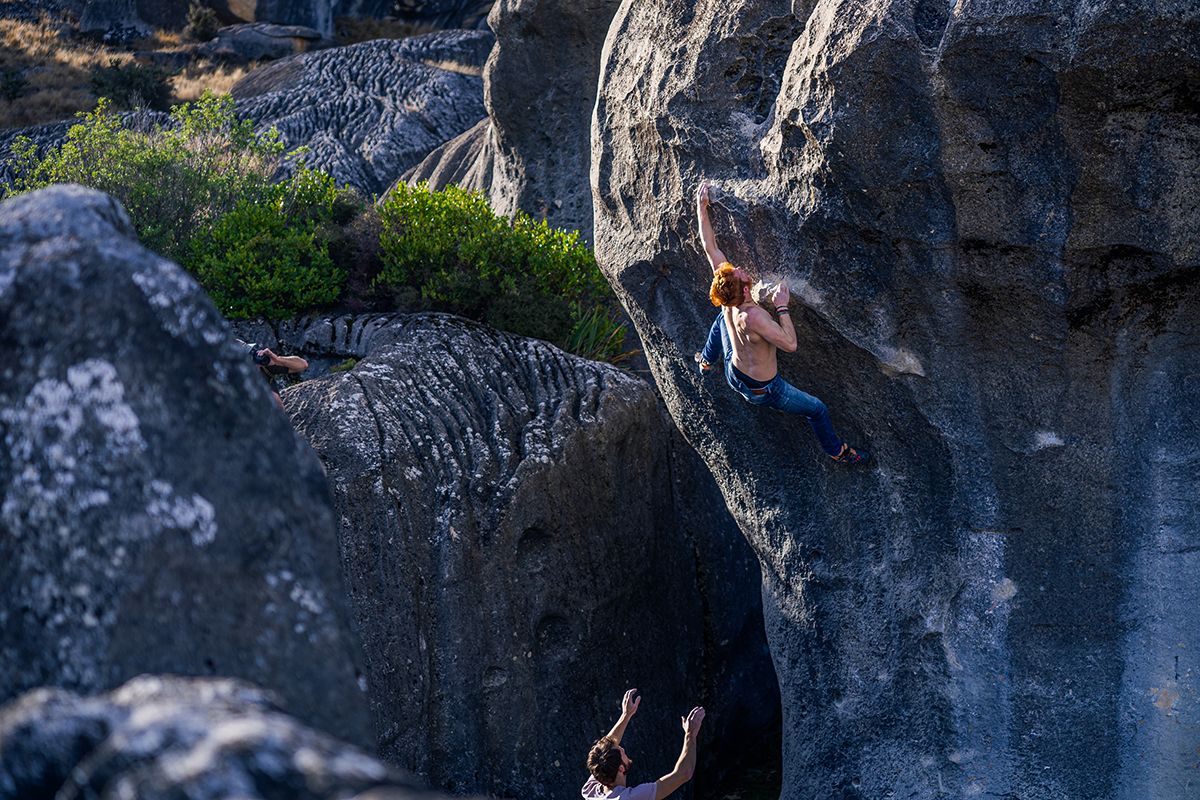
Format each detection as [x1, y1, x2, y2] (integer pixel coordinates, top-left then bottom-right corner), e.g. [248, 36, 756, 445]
[5, 93, 345, 319]
[90, 59, 172, 111]
[377, 182, 625, 360]
[185, 2, 221, 42]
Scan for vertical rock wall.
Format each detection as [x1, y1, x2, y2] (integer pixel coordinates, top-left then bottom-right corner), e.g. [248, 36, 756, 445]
[591, 1, 1199, 797]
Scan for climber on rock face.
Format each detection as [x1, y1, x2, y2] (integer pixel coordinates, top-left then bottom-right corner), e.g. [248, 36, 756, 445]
[693, 183, 869, 465]
[583, 688, 705, 800]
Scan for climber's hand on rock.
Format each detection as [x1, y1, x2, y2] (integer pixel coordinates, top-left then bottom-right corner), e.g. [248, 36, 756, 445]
[697, 182, 710, 208]
[681, 706, 705, 738]
[621, 688, 641, 718]
[771, 284, 790, 308]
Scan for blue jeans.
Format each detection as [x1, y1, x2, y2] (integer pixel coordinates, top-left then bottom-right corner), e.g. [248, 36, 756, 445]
[700, 312, 844, 456]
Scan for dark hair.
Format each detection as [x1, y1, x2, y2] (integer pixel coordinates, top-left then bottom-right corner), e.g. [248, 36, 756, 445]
[587, 736, 623, 787]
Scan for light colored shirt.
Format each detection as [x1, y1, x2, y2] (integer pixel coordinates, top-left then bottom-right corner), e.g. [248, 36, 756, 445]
[581, 776, 656, 800]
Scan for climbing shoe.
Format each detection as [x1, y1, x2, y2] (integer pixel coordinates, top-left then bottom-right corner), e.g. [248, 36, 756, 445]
[831, 443, 870, 465]
[694, 352, 713, 374]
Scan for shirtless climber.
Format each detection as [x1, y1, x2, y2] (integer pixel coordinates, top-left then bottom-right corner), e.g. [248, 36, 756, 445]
[583, 689, 705, 800]
[693, 183, 869, 465]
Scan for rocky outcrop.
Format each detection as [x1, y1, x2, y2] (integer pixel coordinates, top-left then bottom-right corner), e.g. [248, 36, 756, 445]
[0, 675, 441, 800]
[0, 185, 371, 748]
[232, 31, 493, 195]
[79, 0, 150, 41]
[203, 22, 327, 61]
[246, 312, 778, 798]
[402, 0, 618, 243]
[592, 2, 1200, 799]
[221, 0, 335, 37]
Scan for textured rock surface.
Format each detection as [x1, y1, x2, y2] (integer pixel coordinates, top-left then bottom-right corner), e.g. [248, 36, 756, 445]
[404, 0, 617, 243]
[592, 2, 1200, 799]
[0, 675, 440, 800]
[79, 0, 149, 40]
[0, 185, 371, 747]
[266, 312, 777, 798]
[204, 22, 327, 61]
[232, 31, 493, 195]
[223, 0, 335, 37]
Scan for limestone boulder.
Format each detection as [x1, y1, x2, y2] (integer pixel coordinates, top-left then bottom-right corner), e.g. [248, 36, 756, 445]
[0, 675, 440, 799]
[79, 0, 150, 41]
[0, 185, 371, 748]
[592, 1, 1200, 798]
[232, 31, 493, 195]
[261, 312, 778, 798]
[203, 22, 328, 61]
[403, 0, 618, 243]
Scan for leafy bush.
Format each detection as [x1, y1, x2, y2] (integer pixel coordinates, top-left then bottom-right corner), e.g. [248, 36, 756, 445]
[6, 93, 346, 318]
[377, 182, 621, 356]
[184, 169, 346, 319]
[0, 69, 27, 102]
[6, 93, 284, 261]
[91, 59, 172, 111]
[185, 2, 221, 42]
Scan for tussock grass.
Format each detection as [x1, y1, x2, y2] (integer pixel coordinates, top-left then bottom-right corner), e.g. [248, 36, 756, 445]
[334, 16, 437, 45]
[171, 61, 251, 102]
[0, 17, 251, 128]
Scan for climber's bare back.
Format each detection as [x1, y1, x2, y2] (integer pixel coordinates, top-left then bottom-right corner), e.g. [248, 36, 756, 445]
[724, 303, 779, 382]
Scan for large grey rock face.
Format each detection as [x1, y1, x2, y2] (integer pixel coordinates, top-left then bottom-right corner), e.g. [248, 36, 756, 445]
[0, 185, 371, 748]
[232, 31, 493, 195]
[269, 313, 776, 798]
[0, 675, 438, 800]
[223, 0, 336, 37]
[592, 2, 1200, 799]
[403, 0, 619, 243]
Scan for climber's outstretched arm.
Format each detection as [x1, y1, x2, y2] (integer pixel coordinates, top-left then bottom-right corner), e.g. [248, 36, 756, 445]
[605, 688, 641, 745]
[696, 183, 728, 273]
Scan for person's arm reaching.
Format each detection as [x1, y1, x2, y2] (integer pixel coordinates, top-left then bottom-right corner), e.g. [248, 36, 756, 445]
[606, 688, 641, 745]
[259, 348, 308, 374]
[655, 706, 705, 800]
[696, 183, 728, 273]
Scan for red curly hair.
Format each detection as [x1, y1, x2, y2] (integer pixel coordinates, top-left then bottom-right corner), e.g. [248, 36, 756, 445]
[709, 262, 746, 307]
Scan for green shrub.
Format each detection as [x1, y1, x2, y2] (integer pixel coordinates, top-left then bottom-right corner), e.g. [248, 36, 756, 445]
[6, 94, 345, 318]
[185, 1, 221, 42]
[90, 59, 172, 112]
[184, 168, 346, 319]
[5, 93, 284, 261]
[377, 182, 621, 357]
[1, 69, 28, 102]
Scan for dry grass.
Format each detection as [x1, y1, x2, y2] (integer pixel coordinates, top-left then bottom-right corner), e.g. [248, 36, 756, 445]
[334, 16, 437, 45]
[171, 60, 251, 102]
[0, 17, 252, 129]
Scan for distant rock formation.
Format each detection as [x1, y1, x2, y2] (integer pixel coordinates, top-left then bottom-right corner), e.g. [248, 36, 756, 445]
[233, 31, 493, 195]
[339, 0, 493, 29]
[0, 185, 371, 748]
[403, 0, 619, 243]
[592, 2, 1200, 798]
[0, 675, 442, 799]
[236, 312, 778, 798]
